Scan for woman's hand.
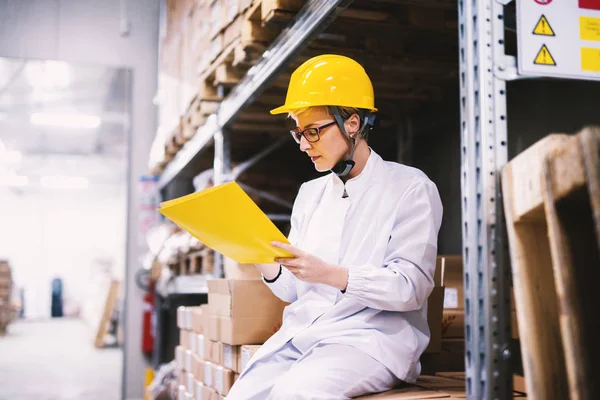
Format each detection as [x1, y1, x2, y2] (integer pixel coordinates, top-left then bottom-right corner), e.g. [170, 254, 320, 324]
[272, 241, 349, 291]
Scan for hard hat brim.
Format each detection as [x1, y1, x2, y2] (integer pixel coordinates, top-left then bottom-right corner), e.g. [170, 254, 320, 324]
[270, 104, 378, 115]
[269, 105, 291, 115]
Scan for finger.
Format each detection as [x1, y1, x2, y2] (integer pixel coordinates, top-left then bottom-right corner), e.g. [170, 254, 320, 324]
[277, 258, 301, 268]
[271, 241, 303, 256]
[285, 265, 300, 274]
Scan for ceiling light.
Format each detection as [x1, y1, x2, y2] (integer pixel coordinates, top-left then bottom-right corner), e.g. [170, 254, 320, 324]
[30, 112, 101, 129]
[0, 175, 29, 188]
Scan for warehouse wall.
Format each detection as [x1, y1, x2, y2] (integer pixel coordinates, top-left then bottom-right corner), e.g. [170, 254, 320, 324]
[0, 188, 126, 320]
[0, 1, 160, 399]
[413, 79, 600, 255]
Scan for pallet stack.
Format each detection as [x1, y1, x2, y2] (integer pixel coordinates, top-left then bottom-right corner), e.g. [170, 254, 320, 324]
[174, 279, 287, 399]
[502, 126, 600, 399]
[151, 0, 309, 175]
[0, 260, 15, 335]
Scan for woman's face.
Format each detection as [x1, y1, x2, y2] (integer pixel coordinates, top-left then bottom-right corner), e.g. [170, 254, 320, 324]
[293, 108, 358, 172]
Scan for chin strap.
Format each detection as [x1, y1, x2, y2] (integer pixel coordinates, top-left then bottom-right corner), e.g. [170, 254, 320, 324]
[330, 107, 376, 177]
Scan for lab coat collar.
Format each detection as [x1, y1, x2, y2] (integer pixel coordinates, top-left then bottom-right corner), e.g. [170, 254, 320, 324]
[329, 147, 379, 199]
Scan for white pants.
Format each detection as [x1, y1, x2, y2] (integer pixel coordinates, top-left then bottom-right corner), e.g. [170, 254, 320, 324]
[226, 342, 400, 400]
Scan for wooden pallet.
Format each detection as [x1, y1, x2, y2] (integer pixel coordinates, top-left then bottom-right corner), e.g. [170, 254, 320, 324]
[501, 126, 600, 400]
[94, 280, 121, 348]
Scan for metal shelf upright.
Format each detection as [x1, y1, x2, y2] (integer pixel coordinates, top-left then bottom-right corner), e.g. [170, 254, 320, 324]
[459, 0, 513, 398]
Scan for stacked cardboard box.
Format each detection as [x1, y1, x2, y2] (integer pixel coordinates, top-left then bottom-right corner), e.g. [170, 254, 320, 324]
[174, 279, 287, 399]
[0, 260, 15, 335]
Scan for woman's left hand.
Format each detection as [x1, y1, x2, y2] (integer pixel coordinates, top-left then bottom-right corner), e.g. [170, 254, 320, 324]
[272, 241, 348, 290]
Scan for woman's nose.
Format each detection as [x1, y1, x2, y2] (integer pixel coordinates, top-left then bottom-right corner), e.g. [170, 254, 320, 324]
[299, 135, 312, 152]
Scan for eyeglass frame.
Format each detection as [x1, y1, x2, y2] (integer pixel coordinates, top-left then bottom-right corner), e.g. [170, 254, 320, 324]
[289, 121, 337, 144]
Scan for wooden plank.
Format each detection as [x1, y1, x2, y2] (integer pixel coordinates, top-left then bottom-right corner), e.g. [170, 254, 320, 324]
[542, 127, 600, 400]
[260, 0, 305, 25]
[94, 280, 120, 348]
[501, 134, 570, 400]
[215, 62, 245, 86]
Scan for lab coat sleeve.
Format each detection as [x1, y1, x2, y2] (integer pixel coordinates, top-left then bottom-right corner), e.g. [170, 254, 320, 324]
[343, 180, 443, 312]
[262, 184, 304, 303]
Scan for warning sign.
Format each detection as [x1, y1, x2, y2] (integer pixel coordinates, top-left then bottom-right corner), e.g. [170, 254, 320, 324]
[580, 0, 600, 11]
[580, 16, 600, 41]
[581, 47, 600, 71]
[518, 0, 600, 80]
[533, 15, 555, 36]
[534, 44, 557, 65]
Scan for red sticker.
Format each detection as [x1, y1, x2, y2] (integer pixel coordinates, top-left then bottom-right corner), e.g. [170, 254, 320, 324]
[534, 0, 553, 4]
[579, 0, 600, 11]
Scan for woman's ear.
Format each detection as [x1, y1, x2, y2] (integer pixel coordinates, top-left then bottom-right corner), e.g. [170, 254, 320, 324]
[344, 113, 361, 137]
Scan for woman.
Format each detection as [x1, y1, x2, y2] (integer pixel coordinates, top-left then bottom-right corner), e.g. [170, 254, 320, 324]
[226, 54, 443, 399]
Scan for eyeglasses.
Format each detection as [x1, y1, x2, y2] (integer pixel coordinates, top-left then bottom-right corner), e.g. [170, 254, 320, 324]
[290, 121, 337, 144]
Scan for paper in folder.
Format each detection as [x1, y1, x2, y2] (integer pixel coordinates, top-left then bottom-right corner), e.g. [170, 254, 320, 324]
[157, 181, 293, 264]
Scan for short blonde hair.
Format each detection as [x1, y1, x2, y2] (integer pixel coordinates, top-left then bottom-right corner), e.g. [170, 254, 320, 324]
[287, 106, 369, 140]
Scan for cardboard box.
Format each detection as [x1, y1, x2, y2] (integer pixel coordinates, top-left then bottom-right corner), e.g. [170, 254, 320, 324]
[185, 349, 193, 372]
[195, 357, 205, 382]
[223, 257, 262, 280]
[204, 361, 214, 388]
[178, 306, 187, 329]
[212, 341, 223, 365]
[195, 380, 205, 400]
[441, 309, 465, 338]
[420, 338, 465, 374]
[186, 307, 194, 330]
[176, 345, 185, 370]
[219, 314, 283, 345]
[202, 305, 211, 338]
[239, 345, 261, 372]
[180, 329, 190, 350]
[208, 314, 221, 341]
[192, 307, 204, 334]
[197, 334, 205, 360]
[207, 279, 288, 319]
[213, 365, 234, 395]
[202, 385, 220, 400]
[221, 344, 240, 371]
[186, 372, 196, 396]
[440, 255, 463, 309]
[192, 353, 203, 381]
[425, 286, 444, 353]
[204, 337, 212, 362]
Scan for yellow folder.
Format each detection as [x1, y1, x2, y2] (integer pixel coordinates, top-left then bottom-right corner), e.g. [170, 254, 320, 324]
[157, 181, 292, 264]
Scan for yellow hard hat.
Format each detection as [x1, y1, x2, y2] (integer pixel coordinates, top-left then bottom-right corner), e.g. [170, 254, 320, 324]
[270, 54, 377, 115]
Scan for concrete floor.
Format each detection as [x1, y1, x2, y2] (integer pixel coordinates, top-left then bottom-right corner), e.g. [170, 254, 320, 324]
[0, 318, 122, 400]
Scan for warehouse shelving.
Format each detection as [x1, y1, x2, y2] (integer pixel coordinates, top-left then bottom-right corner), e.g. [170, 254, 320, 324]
[155, 0, 517, 399]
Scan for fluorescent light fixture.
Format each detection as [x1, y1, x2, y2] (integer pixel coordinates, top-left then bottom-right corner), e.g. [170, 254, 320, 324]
[30, 112, 101, 129]
[41, 175, 89, 189]
[0, 175, 29, 188]
[1, 150, 22, 164]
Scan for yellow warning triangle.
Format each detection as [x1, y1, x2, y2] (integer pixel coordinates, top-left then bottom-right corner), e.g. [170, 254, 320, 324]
[533, 15, 555, 36]
[534, 44, 557, 66]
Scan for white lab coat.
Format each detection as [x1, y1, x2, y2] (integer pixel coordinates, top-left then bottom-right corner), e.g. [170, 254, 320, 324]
[243, 149, 443, 384]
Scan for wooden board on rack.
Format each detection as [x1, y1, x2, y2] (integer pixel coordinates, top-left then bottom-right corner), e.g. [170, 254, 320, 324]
[541, 126, 600, 400]
[94, 280, 120, 348]
[502, 127, 600, 400]
[501, 134, 570, 400]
